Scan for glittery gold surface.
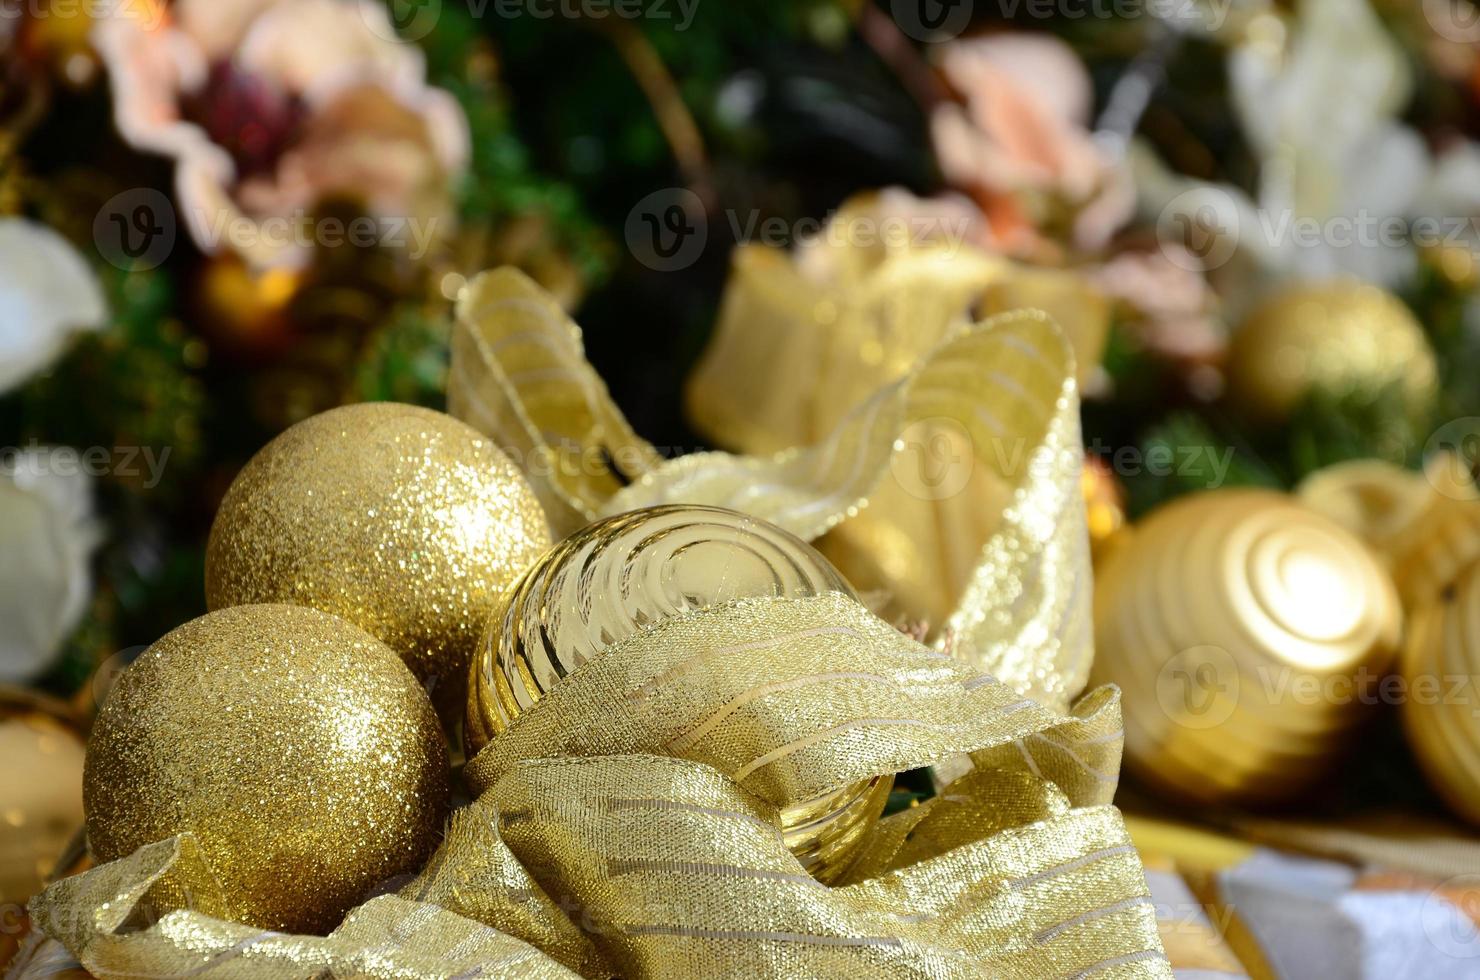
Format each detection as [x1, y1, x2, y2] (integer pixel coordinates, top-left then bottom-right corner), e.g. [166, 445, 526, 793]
[1226, 281, 1437, 424]
[466, 504, 892, 883]
[1091, 489, 1403, 805]
[205, 402, 550, 717]
[0, 694, 84, 905]
[83, 604, 450, 934]
[1402, 562, 1480, 826]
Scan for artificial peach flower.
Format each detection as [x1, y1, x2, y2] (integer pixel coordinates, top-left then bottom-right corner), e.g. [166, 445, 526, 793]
[930, 33, 1132, 255]
[1090, 246, 1226, 364]
[93, 0, 468, 268]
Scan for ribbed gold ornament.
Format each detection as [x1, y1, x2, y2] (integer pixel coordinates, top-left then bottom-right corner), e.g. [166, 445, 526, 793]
[205, 402, 550, 719]
[466, 504, 893, 882]
[1226, 282, 1437, 424]
[1402, 563, 1480, 826]
[84, 605, 451, 935]
[1091, 489, 1402, 805]
[1391, 496, 1480, 609]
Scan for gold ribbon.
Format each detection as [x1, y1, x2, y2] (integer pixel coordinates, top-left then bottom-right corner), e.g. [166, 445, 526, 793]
[31, 597, 1165, 978]
[30, 263, 1167, 977]
[450, 266, 1092, 709]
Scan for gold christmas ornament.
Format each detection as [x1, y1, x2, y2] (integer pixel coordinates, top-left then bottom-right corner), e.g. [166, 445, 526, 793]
[205, 402, 550, 717]
[466, 504, 894, 883]
[1391, 496, 1480, 609]
[1226, 282, 1437, 424]
[1402, 562, 1480, 826]
[0, 690, 84, 906]
[84, 604, 450, 935]
[1091, 489, 1402, 805]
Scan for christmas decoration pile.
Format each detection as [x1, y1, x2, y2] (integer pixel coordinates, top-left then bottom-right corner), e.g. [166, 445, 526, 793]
[28, 269, 1169, 978]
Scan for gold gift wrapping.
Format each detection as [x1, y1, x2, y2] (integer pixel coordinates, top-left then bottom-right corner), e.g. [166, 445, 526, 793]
[31, 265, 1171, 977]
[82, 604, 451, 935]
[1091, 489, 1403, 805]
[1402, 562, 1480, 826]
[205, 402, 551, 719]
[466, 504, 893, 883]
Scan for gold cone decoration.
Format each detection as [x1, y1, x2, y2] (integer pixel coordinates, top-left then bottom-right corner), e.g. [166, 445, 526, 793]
[1091, 489, 1403, 805]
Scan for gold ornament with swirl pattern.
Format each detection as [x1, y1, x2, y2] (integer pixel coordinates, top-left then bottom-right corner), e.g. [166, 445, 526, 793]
[466, 504, 894, 883]
[1091, 489, 1402, 805]
[1401, 562, 1480, 826]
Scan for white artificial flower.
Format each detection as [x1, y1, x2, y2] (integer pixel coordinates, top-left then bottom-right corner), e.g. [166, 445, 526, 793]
[0, 449, 105, 683]
[1136, 0, 1480, 302]
[0, 219, 109, 394]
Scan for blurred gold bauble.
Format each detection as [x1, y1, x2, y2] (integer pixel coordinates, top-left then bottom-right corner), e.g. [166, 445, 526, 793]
[1226, 282, 1437, 424]
[0, 690, 84, 906]
[1091, 489, 1402, 805]
[1391, 496, 1480, 609]
[206, 403, 550, 718]
[1401, 563, 1480, 826]
[84, 605, 450, 935]
[466, 505, 893, 883]
[1295, 458, 1436, 559]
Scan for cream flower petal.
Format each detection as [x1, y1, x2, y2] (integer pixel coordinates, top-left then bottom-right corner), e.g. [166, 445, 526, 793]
[0, 219, 108, 395]
[0, 449, 104, 683]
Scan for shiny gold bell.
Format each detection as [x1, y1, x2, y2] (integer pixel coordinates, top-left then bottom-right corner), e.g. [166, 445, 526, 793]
[1091, 489, 1402, 805]
[1402, 562, 1480, 826]
[466, 504, 894, 882]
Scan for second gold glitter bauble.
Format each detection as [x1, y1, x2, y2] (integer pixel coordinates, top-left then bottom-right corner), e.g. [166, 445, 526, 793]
[205, 402, 550, 717]
[466, 505, 893, 883]
[1226, 282, 1437, 424]
[84, 604, 450, 935]
[1090, 489, 1402, 805]
[1402, 562, 1480, 826]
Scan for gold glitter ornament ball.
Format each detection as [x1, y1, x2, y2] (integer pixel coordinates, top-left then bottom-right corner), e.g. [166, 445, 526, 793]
[1091, 489, 1402, 805]
[84, 604, 450, 935]
[205, 402, 550, 716]
[466, 505, 894, 883]
[1226, 282, 1437, 424]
